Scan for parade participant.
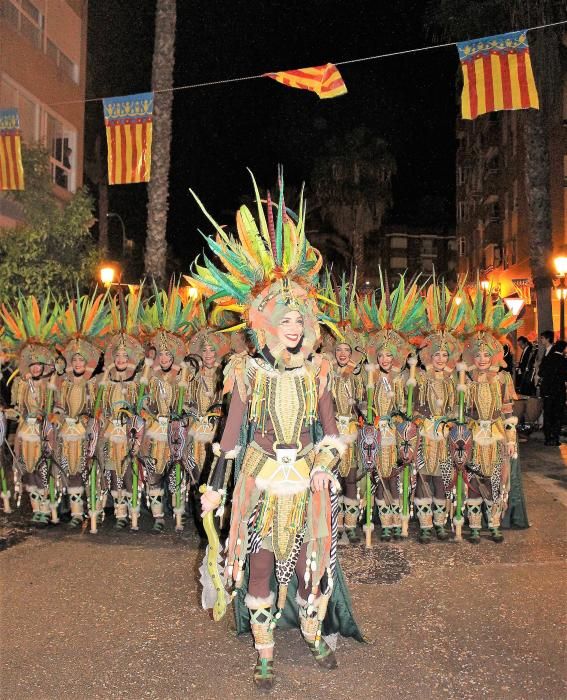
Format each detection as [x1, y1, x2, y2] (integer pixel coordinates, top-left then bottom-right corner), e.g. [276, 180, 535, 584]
[462, 286, 520, 544]
[140, 287, 197, 532]
[186, 302, 231, 480]
[359, 274, 421, 541]
[191, 171, 363, 689]
[54, 292, 109, 528]
[322, 272, 366, 544]
[414, 281, 463, 543]
[537, 331, 567, 447]
[1, 295, 59, 526]
[96, 291, 146, 530]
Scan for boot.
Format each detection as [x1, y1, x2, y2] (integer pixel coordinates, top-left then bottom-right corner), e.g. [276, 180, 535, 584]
[343, 497, 361, 544]
[486, 500, 504, 543]
[390, 503, 403, 541]
[298, 594, 338, 670]
[414, 497, 433, 544]
[466, 498, 483, 544]
[246, 593, 275, 690]
[126, 491, 140, 531]
[376, 499, 392, 541]
[149, 488, 165, 533]
[432, 497, 449, 541]
[68, 487, 85, 529]
[112, 490, 129, 530]
[28, 486, 49, 527]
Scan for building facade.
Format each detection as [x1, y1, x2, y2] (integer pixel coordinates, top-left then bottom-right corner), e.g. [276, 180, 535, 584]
[0, 0, 87, 227]
[455, 33, 567, 336]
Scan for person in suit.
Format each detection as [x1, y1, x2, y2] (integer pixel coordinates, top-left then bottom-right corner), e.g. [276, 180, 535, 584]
[515, 336, 536, 396]
[537, 331, 567, 446]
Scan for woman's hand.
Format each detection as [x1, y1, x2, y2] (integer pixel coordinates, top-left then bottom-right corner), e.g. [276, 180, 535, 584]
[201, 490, 222, 515]
[311, 471, 333, 492]
[507, 442, 516, 459]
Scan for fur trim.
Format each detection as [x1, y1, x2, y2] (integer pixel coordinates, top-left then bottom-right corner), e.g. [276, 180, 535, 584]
[456, 383, 467, 393]
[295, 592, 321, 608]
[66, 486, 84, 495]
[407, 356, 418, 367]
[406, 377, 417, 387]
[315, 434, 347, 456]
[144, 357, 154, 367]
[343, 496, 359, 507]
[456, 362, 467, 373]
[245, 592, 275, 609]
[504, 416, 518, 427]
[225, 445, 242, 460]
[212, 442, 221, 457]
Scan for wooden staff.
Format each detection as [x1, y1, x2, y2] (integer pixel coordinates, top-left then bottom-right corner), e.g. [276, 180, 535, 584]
[401, 355, 417, 537]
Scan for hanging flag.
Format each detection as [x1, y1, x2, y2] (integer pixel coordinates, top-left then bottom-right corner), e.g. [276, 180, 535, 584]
[457, 30, 539, 120]
[0, 109, 24, 191]
[102, 92, 153, 185]
[264, 63, 347, 99]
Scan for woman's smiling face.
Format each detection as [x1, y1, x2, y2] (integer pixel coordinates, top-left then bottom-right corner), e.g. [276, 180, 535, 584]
[276, 310, 304, 349]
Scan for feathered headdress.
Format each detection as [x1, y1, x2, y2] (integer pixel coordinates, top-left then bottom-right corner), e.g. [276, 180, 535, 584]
[419, 276, 465, 372]
[140, 284, 198, 369]
[0, 294, 58, 376]
[185, 299, 231, 359]
[320, 269, 365, 351]
[185, 167, 328, 361]
[359, 270, 425, 372]
[462, 278, 521, 371]
[56, 290, 110, 378]
[105, 287, 145, 370]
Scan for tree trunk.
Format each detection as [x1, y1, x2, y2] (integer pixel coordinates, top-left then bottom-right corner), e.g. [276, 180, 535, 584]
[145, 0, 176, 285]
[524, 26, 559, 339]
[95, 134, 109, 257]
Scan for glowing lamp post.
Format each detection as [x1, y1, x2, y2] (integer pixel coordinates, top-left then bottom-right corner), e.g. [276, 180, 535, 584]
[99, 264, 120, 289]
[503, 294, 525, 378]
[554, 250, 567, 340]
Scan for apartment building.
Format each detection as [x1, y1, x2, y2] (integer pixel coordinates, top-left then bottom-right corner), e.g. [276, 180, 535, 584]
[0, 0, 87, 226]
[455, 38, 567, 333]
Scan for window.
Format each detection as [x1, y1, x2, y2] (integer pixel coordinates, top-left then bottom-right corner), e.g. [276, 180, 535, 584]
[458, 237, 467, 257]
[421, 238, 434, 255]
[1, 0, 43, 49]
[457, 202, 466, 223]
[390, 236, 407, 249]
[0, 77, 39, 141]
[47, 113, 75, 192]
[563, 76, 567, 125]
[390, 256, 407, 269]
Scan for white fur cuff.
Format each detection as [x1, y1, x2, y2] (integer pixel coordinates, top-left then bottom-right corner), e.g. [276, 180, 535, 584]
[245, 592, 275, 609]
[504, 416, 518, 427]
[406, 377, 417, 387]
[225, 445, 242, 460]
[456, 383, 467, 393]
[407, 356, 418, 367]
[144, 357, 154, 367]
[456, 362, 467, 373]
[315, 434, 347, 457]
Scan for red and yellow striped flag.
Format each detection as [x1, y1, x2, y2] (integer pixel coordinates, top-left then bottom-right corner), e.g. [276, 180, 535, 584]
[264, 63, 347, 99]
[457, 30, 539, 120]
[103, 92, 153, 185]
[0, 109, 24, 191]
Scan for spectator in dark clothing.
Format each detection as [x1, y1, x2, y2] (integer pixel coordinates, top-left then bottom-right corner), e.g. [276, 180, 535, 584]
[516, 336, 536, 396]
[537, 332, 567, 446]
[502, 343, 514, 375]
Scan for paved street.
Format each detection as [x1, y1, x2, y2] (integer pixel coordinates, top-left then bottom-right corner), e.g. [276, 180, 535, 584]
[1, 440, 566, 700]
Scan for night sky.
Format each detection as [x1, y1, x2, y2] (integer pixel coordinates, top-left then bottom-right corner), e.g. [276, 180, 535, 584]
[87, 0, 457, 275]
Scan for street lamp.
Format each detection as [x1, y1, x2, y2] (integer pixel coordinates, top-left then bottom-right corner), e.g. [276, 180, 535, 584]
[553, 248, 567, 340]
[503, 294, 526, 380]
[99, 263, 120, 289]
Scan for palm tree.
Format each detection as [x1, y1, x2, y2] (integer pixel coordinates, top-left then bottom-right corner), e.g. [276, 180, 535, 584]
[426, 0, 563, 336]
[311, 127, 396, 277]
[144, 0, 176, 285]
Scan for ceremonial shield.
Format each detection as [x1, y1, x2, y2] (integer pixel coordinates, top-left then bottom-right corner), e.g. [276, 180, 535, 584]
[396, 420, 420, 465]
[448, 423, 473, 470]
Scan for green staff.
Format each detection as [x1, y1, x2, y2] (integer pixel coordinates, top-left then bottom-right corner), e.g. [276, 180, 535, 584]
[455, 370, 466, 540]
[174, 364, 189, 532]
[89, 379, 106, 534]
[364, 382, 374, 548]
[45, 384, 59, 524]
[401, 357, 417, 537]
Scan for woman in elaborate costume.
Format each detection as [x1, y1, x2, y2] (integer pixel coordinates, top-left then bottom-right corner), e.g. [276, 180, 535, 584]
[186, 303, 231, 479]
[359, 275, 422, 541]
[191, 172, 363, 689]
[322, 272, 366, 544]
[140, 287, 197, 532]
[55, 292, 109, 528]
[413, 282, 464, 543]
[462, 286, 520, 544]
[1, 295, 59, 526]
[96, 292, 146, 530]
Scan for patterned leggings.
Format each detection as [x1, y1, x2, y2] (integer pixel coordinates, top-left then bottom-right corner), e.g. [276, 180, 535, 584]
[248, 545, 310, 600]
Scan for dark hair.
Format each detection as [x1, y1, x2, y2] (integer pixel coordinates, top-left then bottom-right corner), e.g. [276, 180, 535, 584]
[517, 336, 529, 344]
[540, 330, 554, 343]
[555, 340, 567, 353]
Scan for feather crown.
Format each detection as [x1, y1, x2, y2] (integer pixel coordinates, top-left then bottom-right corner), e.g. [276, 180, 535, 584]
[105, 287, 145, 369]
[461, 277, 521, 371]
[419, 275, 465, 371]
[0, 294, 59, 374]
[319, 269, 365, 350]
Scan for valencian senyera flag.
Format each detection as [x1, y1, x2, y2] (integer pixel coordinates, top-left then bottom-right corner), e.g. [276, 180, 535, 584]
[0, 109, 25, 191]
[264, 63, 347, 99]
[457, 30, 539, 120]
[103, 92, 153, 185]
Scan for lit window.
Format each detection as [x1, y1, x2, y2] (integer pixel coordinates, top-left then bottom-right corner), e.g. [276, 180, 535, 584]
[46, 113, 76, 192]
